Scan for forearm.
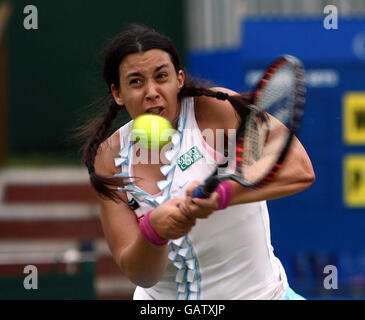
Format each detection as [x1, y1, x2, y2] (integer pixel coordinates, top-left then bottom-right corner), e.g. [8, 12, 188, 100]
[229, 175, 312, 205]
[115, 199, 194, 287]
[230, 137, 315, 205]
[119, 232, 169, 288]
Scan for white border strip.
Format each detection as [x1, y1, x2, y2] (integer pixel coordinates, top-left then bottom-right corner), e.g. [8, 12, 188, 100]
[95, 276, 136, 296]
[0, 204, 99, 220]
[0, 167, 89, 185]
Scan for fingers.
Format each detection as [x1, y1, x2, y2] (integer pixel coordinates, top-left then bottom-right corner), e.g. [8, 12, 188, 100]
[151, 199, 197, 239]
[178, 198, 197, 220]
[148, 190, 219, 241]
[192, 191, 219, 209]
[195, 192, 219, 218]
[164, 210, 196, 239]
[173, 206, 196, 225]
[180, 191, 219, 219]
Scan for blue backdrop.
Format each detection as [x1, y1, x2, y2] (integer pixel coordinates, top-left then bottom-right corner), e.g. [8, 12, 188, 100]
[188, 17, 365, 298]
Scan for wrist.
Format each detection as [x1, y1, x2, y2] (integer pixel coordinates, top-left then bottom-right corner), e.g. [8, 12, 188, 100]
[139, 209, 168, 246]
[216, 181, 233, 210]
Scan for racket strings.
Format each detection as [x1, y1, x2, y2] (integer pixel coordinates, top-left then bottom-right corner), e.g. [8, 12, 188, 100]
[261, 64, 296, 127]
[238, 60, 301, 185]
[239, 109, 269, 171]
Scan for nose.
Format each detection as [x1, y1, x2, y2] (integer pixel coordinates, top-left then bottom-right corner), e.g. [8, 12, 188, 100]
[145, 81, 159, 101]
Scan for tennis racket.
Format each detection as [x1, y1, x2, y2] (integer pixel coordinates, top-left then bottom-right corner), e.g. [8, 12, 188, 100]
[193, 54, 306, 198]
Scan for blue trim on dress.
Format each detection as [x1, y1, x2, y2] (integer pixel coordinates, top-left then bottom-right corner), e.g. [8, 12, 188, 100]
[114, 99, 188, 207]
[170, 236, 201, 300]
[114, 98, 201, 300]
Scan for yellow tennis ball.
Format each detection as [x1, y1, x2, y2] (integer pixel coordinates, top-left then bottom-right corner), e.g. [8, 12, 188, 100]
[132, 114, 174, 149]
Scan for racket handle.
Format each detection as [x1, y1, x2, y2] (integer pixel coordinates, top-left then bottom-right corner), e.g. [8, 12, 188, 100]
[192, 180, 233, 210]
[193, 176, 222, 199]
[193, 185, 211, 199]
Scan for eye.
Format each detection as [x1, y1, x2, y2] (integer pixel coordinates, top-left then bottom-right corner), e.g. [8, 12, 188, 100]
[156, 73, 168, 81]
[129, 78, 143, 86]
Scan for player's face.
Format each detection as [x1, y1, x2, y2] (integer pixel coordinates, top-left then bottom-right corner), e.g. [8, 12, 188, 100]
[111, 49, 185, 127]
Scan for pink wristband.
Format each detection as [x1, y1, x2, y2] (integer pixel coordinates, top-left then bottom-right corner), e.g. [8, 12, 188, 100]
[139, 209, 168, 246]
[216, 181, 233, 210]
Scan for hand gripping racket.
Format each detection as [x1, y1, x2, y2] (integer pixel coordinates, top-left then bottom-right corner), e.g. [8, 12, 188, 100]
[193, 54, 306, 198]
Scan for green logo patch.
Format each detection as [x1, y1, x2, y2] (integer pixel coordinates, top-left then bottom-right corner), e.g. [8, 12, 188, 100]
[177, 146, 203, 171]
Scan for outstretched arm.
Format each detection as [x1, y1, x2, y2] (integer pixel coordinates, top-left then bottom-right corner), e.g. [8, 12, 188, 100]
[229, 133, 315, 205]
[191, 86, 315, 207]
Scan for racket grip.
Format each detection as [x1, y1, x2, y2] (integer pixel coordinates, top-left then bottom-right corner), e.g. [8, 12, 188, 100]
[193, 185, 211, 199]
[192, 181, 233, 210]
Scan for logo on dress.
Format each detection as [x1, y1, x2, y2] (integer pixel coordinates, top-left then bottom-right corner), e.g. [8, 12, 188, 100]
[177, 146, 203, 171]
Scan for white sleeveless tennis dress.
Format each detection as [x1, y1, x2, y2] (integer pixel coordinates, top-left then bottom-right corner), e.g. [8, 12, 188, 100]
[114, 97, 289, 300]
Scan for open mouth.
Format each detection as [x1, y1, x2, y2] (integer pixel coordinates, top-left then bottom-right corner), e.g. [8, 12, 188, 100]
[146, 107, 164, 115]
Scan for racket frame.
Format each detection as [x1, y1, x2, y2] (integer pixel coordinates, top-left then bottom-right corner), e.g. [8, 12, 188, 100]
[193, 54, 306, 198]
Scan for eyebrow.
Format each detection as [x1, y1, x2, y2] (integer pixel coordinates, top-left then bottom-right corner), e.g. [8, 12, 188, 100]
[126, 64, 169, 79]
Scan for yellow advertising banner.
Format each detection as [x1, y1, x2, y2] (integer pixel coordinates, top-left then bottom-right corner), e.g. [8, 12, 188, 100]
[344, 155, 365, 207]
[343, 92, 365, 145]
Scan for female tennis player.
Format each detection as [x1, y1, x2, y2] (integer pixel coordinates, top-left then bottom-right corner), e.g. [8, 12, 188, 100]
[79, 24, 315, 300]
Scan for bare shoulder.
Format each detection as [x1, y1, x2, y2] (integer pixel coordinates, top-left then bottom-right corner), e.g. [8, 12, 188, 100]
[94, 128, 122, 177]
[90, 128, 139, 262]
[195, 87, 239, 132]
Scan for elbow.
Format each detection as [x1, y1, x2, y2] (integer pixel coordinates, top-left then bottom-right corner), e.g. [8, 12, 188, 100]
[120, 268, 162, 289]
[119, 260, 162, 288]
[304, 157, 316, 186]
[298, 164, 316, 191]
[121, 258, 165, 289]
[119, 265, 161, 288]
[134, 279, 159, 289]
[303, 170, 315, 190]
[290, 139, 316, 190]
[308, 168, 316, 186]
[291, 145, 316, 191]
[127, 272, 162, 289]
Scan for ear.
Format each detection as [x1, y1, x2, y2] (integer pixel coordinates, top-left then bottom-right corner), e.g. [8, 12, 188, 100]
[111, 84, 124, 106]
[177, 70, 185, 90]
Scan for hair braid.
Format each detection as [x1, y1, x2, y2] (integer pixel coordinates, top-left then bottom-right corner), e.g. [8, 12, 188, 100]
[178, 78, 255, 133]
[83, 100, 121, 172]
[79, 99, 128, 202]
[179, 79, 218, 100]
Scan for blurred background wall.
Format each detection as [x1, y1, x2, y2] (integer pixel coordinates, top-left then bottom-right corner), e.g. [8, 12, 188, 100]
[0, 0, 364, 300]
[0, 0, 186, 300]
[4, 0, 186, 165]
[186, 0, 365, 299]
